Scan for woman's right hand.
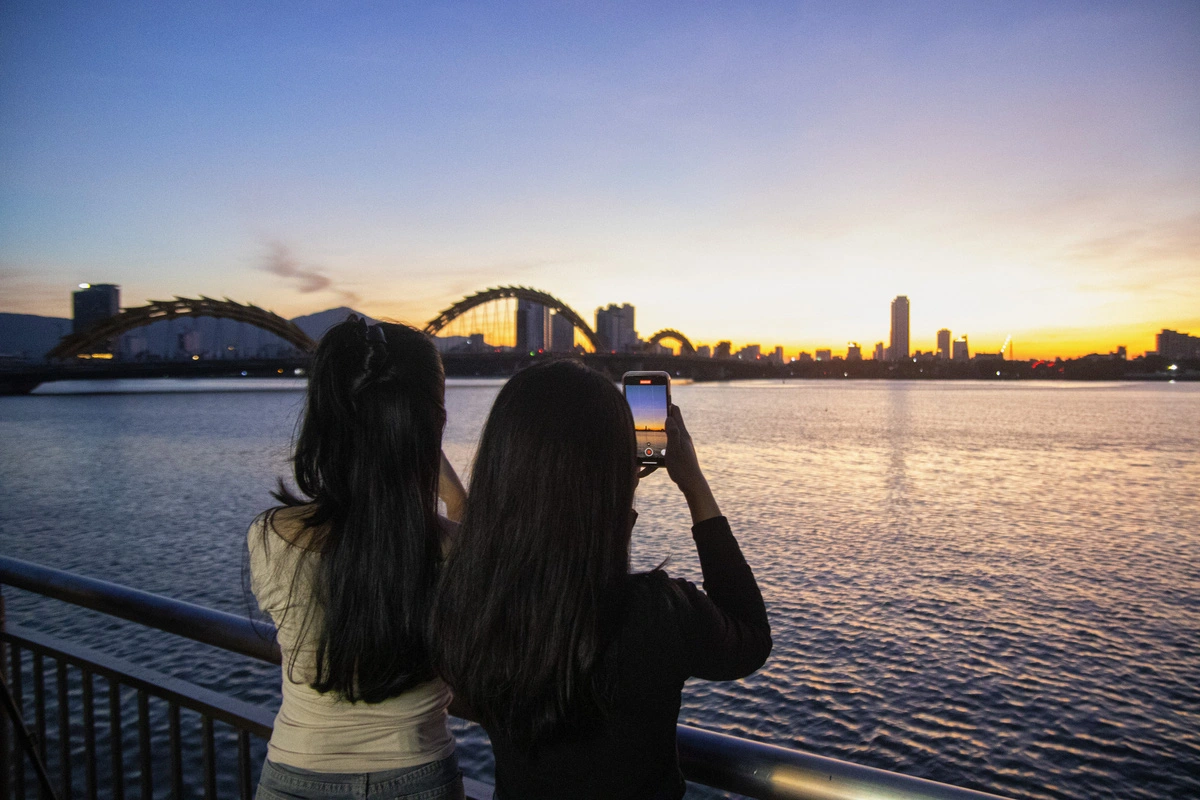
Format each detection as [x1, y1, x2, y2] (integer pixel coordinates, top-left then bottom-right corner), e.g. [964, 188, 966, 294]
[665, 405, 721, 524]
[438, 450, 467, 523]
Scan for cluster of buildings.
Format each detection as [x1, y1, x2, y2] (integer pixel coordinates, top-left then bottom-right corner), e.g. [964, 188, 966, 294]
[446, 301, 644, 354]
[59, 283, 1200, 366]
[783, 295, 975, 365]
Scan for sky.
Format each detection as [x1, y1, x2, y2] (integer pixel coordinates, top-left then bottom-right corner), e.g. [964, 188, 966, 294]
[1, 1, 1197, 359]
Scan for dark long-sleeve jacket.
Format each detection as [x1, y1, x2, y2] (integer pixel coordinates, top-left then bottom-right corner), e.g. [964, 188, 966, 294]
[488, 515, 772, 800]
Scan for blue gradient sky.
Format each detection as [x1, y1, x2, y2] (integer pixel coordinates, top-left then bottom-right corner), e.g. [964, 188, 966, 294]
[2, 1, 1197, 358]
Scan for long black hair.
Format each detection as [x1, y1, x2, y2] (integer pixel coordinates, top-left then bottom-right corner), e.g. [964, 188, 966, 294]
[430, 360, 637, 743]
[270, 316, 446, 703]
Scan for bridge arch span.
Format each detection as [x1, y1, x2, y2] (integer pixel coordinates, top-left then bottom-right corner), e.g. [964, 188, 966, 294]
[424, 286, 606, 353]
[647, 329, 696, 355]
[47, 297, 317, 360]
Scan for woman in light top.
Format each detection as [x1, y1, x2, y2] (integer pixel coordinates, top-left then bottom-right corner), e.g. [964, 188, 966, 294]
[248, 317, 466, 799]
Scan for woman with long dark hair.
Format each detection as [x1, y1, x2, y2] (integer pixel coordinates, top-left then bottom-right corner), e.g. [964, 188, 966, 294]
[431, 360, 771, 799]
[249, 317, 465, 799]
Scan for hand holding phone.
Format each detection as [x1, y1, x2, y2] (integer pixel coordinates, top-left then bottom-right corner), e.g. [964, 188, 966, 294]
[665, 405, 721, 524]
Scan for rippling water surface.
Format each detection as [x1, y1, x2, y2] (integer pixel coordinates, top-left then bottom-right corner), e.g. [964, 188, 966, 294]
[1, 378, 1197, 799]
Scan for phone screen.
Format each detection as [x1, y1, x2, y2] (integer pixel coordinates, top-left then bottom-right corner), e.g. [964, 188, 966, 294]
[623, 372, 669, 465]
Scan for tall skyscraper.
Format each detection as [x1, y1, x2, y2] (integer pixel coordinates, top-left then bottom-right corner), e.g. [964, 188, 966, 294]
[516, 299, 548, 352]
[873, 342, 885, 361]
[847, 343, 862, 361]
[549, 311, 575, 352]
[889, 296, 910, 362]
[937, 329, 951, 360]
[595, 303, 637, 353]
[72, 283, 120, 334]
[952, 336, 969, 361]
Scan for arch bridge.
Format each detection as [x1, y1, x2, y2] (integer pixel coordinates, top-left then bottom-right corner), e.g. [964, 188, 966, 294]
[424, 285, 607, 353]
[47, 297, 316, 360]
[646, 329, 696, 356]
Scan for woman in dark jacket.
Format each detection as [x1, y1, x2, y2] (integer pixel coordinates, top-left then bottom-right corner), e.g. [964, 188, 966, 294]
[431, 360, 771, 799]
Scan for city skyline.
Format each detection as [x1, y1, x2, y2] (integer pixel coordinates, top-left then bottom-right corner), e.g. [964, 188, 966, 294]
[5, 280, 1187, 362]
[2, 3, 1197, 360]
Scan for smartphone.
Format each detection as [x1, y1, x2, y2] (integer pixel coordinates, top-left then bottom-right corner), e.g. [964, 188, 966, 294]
[622, 371, 671, 466]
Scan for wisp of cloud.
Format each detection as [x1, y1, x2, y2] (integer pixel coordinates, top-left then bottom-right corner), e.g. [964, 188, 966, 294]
[261, 241, 359, 304]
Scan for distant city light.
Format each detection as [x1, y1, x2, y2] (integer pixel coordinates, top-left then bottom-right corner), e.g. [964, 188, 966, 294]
[1168, 364, 1178, 371]
[191, 354, 199, 361]
[78, 283, 90, 289]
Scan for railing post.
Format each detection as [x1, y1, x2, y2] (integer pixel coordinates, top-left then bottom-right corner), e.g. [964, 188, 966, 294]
[0, 585, 9, 800]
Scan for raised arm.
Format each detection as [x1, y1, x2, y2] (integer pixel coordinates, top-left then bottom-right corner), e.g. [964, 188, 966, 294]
[665, 406, 772, 680]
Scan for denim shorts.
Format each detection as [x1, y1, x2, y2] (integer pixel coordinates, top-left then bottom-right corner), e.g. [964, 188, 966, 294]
[257, 753, 464, 800]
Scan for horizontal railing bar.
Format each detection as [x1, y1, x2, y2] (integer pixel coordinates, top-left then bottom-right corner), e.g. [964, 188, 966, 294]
[1, 557, 1015, 800]
[678, 725, 1009, 800]
[0, 556, 280, 664]
[2, 625, 274, 738]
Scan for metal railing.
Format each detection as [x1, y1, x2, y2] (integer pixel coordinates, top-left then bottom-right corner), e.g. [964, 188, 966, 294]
[0, 556, 1012, 800]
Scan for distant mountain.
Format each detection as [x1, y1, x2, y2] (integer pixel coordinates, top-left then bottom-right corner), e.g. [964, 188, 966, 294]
[290, 307, 378, 342]
[0, 313, 71, 361]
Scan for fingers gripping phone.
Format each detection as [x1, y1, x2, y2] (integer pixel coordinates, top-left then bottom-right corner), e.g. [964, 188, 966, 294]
[623, 371, 670, 467]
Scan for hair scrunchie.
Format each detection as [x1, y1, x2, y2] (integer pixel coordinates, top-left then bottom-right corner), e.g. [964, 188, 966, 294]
[347, 315, 390, 395]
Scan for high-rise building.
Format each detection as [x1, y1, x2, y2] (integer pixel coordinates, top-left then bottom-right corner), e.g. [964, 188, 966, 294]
[696, 345, 711, 358]
[1157, 329, 1200, 359]
[72, 283, 120, 334]
[549, 311, 575, 352]
[937, 329, 951, 360]
[873, 342, 885, 361]
[714, 341, 731, 358]
[516, 300, 549, 352]
[889, 296, 910, 362]
[178, 330, 202, 357]
[595, 303, 637, 353]
[847, 343, 862, 361]
[737, 344, 761, 360]
[772, 345, 784, 364]
[952, 336, 969, 361]
[815, 348, 832, 361]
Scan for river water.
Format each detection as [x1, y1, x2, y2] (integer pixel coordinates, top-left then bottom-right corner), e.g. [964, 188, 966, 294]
[0, 378, 1197, 799]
